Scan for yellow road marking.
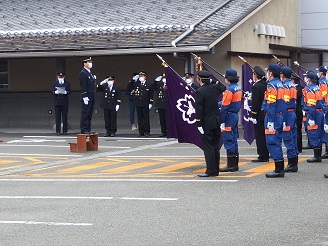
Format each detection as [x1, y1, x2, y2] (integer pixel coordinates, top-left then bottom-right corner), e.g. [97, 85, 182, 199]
[101, 161, 162, 173]
[244, 162, 275, 173]
[0, 160, 20, 165]
[149, 161, 204, 173]
[57, 161, 128, 173]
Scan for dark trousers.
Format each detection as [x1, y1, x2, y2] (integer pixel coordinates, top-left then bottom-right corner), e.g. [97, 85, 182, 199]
[129, 100, 136, 125]
[158, 108, 167, 134]
[136, 106, 150, 134]
[201, 127, 220, 175]
[80, 101, 94, 133]
[104, 108, 117, 134]
[254, 120, 269, 160]
[297, 118, 303, 151]
[55, 105, 68, 133]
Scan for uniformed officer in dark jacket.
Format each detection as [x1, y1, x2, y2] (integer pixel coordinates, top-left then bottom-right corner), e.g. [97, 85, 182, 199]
[98, 76, 121, 137]
[51, 72, 71, 135]
[291, 73, 303, 153]
[154, 73, 167, 137]
[80, 57, 96, 134]
[133, 71, 154, 137]
[195, 70, 226, 177]
[184, 73, 198, 90]
[250, 66, 270, 162]
[126, 72, 138, 130]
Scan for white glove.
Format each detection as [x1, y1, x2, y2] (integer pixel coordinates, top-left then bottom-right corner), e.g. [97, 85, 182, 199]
[149, 104, 152, 110]
[155, 76, 162, 82]
[83, 97, 89, 105]
[250, 118, 257, 125]
[93, 75, 97, 80]
[115, 105, 120, 112]
[324, 124, 328, 133]
[308, 119, 315, 126]
[267, 122, 274, 132]
[54, 90, 59, 94]
[220, 123, 225, 131]
[133, 75, 139, 81]
[100, 78, 108, 85]
[302, 110, 306, 117]
[283, 122, 286, 131]
[197, 127, 204, 134]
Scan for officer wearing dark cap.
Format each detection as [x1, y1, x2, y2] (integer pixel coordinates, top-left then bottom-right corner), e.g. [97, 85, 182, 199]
[280, 66, 299, 172]
[98, 76, 121, 137]
[133, 71, 154, 137]
[250, 66, 270, 162]
[316, 65, 328, 158]
[262, 63, 285, 178]
[195, 70, 226, 177]
[184, 73, 198, 90]
[80, 57, 96, 134]
[51, 72, 71, 135]
[303, 71, 324, 162]
[153, 73, 167, 137]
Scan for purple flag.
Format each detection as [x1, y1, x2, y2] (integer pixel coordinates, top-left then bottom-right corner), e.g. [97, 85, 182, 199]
[297, 67, 306, 88]
[242, 64, 255, 145]
[165, 66, 203, 149]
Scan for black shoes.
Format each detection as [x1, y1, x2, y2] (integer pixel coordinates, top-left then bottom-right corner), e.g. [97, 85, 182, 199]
[266, 171, 285, 178]
[144, 133, 150, 137]
[324, 173, 328, 178]
[104, 133, 110, 137]
[110, 133, 115, 137]
[321, 152, 328, 159]
[284, 165, 298, 172]
[219, 166, 239, 172]
[251, 158, 269, 163]
[159, 133, 167, 137]
[138, 133, 144, 137]
[197, 173, 218, 177]
[307, 148, 322, 163]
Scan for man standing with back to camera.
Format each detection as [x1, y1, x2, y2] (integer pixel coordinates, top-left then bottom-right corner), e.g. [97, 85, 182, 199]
[195, 70, 226, 177]
[80, 57, 96, 134]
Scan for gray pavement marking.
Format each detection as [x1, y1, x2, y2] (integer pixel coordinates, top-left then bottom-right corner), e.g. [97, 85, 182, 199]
[0, 140, 178, 176]
[0, 178, 239, 182]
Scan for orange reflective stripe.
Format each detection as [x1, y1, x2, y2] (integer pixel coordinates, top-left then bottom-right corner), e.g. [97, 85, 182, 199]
[277, 87, 285, 100]
[221, 126, 232, 132]
[289, 88, 297, 100]
[265, 129, 277, 134]
[315, 90, 323, 100]
[308, 124, 318, 130]
[305, 92, 316, 106]
[222, 90, 233, 106]
[231, 90, 242, 102]
[283, 126, 291, 132]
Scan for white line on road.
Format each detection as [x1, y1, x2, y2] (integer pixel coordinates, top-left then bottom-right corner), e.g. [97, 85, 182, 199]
[0, 220, 93, 226]
[0, 196, 178, 201]
[0, 153, 82, 157]
[0, 178, 238, 182]
[1, 144, 130, 149]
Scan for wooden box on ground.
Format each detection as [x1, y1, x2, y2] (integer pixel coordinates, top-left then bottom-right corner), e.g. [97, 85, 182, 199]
[69, 133, 98, 152]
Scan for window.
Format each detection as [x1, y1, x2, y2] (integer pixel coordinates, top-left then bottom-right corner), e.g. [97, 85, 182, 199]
[0, 60, 8, 88]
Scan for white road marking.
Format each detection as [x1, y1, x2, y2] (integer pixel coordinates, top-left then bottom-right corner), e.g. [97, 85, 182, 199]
[0, 178, 238, 182]
[120, 197, 178, 201]
[0, 220, 92, 226]
[7, 139, 66, 143]
[0, 153, 82, 157]
[1, 144, 130, 149]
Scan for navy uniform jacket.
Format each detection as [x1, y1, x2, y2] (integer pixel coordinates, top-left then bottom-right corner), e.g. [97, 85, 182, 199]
[51, 79, 71, 106]
[190, 83, 198, 91]
[133, 80, 154, 107]
[80, 68, 96, 101]
[126, 80, 135, 101]
[251, 79, 267, 122]
[195, 82, 226, 130]
[98, 83, 121, 110]
[153, 80, 167, 109]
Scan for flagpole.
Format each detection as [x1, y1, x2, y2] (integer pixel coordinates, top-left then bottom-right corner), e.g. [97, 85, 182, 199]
[273, 55, 305, 82]
[293, 61, 309, 73]
[190, 53, 225, 78]
[237, 55, 254, 70]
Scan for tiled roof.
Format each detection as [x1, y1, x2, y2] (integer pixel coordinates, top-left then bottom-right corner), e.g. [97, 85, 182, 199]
[0, 0, 267, 55]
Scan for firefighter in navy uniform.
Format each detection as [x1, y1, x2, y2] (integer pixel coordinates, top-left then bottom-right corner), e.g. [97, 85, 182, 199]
[250, 66, 270, 162]
[98, 76, 121, 137]
[80, 57, 96, 134]
[195, 70, 226, 177]
[184, 73, 198, 90]
[262, 63, 285, 178]
[133, 71, 154, 137]
[303, 71, 324, 163]
[153, 73, 167, 137]
[51, 72, 71, 135]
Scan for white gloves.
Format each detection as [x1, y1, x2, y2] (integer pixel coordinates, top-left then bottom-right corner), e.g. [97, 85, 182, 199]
[155, 76, 162, 82]
[83, 97, 89, 105]
[93, 75, 97, 80]
[324, 124, 328, 133]
[283, 122, 286, 131]
[115, 105, 120, 112]
[220, 123, 225, 131]
[197, 127, 204, 134]
[54, 90, 59, 94]
[302, 110, 306, 117]
[308, 119, 315, 126]
[133, 75, 139, 81]
[149, 104, 152, 110]
[267, 122, 274, 132]
[100, 78, 108, 85]
[250, 118, 257, 125]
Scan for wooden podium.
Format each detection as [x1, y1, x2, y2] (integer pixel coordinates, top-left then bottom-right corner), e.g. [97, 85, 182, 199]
[69, 133, 98, 152]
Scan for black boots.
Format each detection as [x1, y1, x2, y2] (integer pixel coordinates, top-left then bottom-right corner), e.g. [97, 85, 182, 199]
[284, 157, 298, 172]
[266, 160, 285, 178]
[307, 147, 322, 163]
[321, 144, 328, 159]
[219, 153, 239, 172]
